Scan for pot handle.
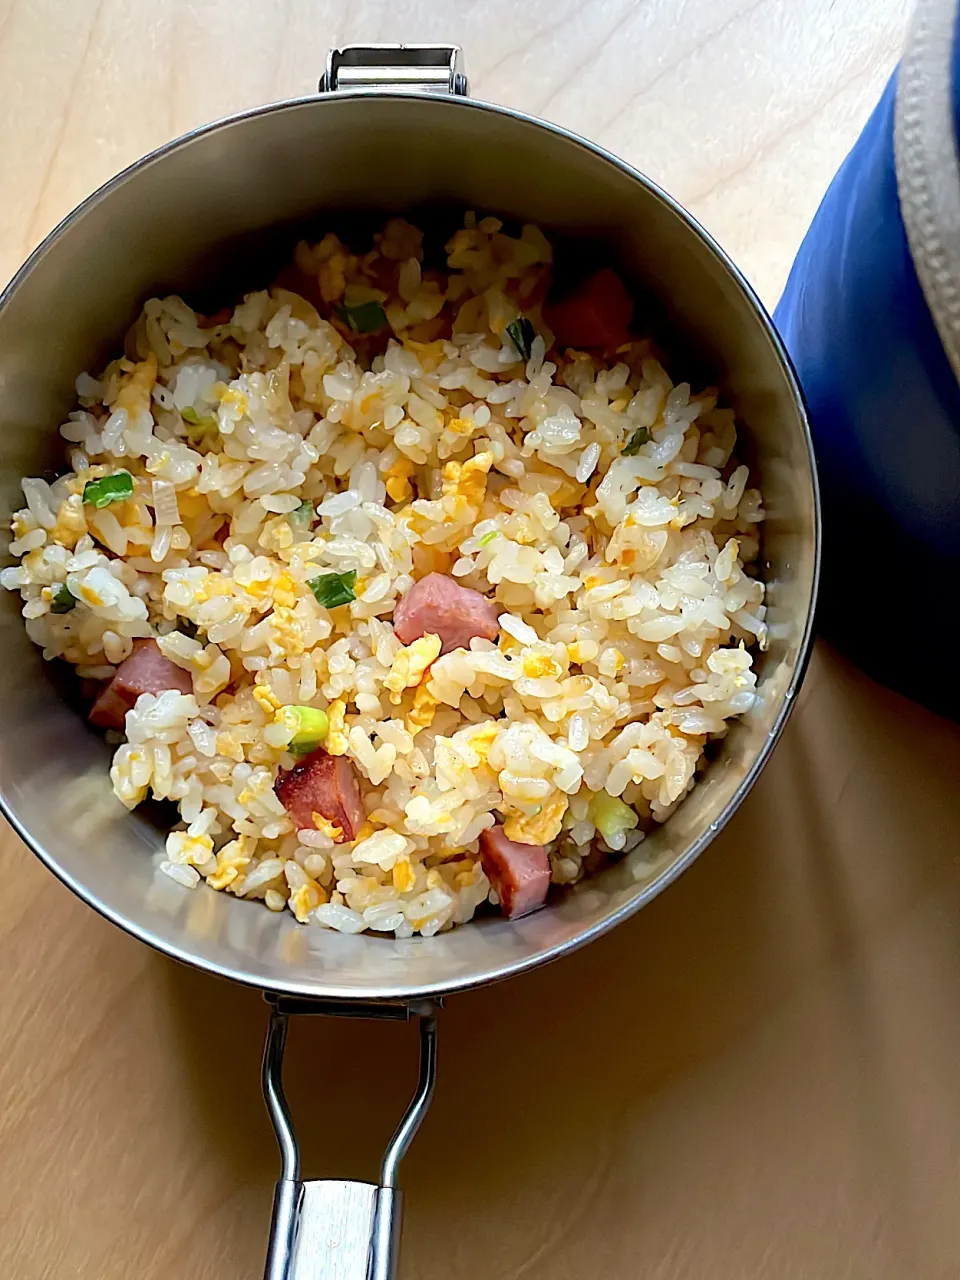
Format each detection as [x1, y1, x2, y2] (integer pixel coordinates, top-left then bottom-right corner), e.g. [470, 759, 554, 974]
[319, 45, 468, 96]
[261, 42, 457, 1276]
[261, 995, 439, 1280]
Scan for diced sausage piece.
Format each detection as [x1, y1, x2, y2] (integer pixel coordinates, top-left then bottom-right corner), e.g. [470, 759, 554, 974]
[394, 572, 500, 655]
[199, 306, 233, 328]
[479, 825, 551, 920]
[89, 638, 193, 730]
[274, 749, 364, 840]
[543, 268, 634, 351]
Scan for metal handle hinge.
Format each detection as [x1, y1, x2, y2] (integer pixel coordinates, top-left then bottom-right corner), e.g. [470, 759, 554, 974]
[319, 44, 468, 96]
[261, 995, 440, 1280]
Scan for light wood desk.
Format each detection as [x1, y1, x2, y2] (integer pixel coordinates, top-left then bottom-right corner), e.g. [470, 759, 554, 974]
[4, 3, 960, 1278]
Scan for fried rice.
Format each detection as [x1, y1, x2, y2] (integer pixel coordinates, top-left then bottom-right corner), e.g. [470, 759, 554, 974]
[0, 214, 766, 938]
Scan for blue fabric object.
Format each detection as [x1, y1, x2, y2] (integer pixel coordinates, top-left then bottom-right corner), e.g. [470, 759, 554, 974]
[775, 64, 960, 721]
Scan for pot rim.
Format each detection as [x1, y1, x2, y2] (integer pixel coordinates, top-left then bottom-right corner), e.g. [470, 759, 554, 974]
[0, 88, 821, 1000]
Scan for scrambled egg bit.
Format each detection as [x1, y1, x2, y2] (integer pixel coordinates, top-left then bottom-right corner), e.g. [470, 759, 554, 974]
[521, 651, 564, 680]
[269, 570, 305, 657]
[113, 353, 157, 418]
[290, 880, 328, 923]
[351, 820, 377, 845]
[272, 571, 297, 609]
[76, 581, 107, 608]
[49, 495, 87, 550]
[471, 721, 499, 757]
[325, 699, 348, 756]
[384, 633, 442, 704]
[253, 679, 282, 716]
[392, 856, 417, 893]
[215, 382, 249, 428]
[565, 640, 595, 665]
[384, 456, 415, 503]
[504, 791, 568, 845]
[441, 450, 494, 520]
[402, 338, 447, 372]
[466, 721, 499, 767]
[168, 830, 216, 869]
[207, 836, 252, 891]
[444, 415, 475, 437]
[405, 681, 439, 737]
[311, 813, 344, 843]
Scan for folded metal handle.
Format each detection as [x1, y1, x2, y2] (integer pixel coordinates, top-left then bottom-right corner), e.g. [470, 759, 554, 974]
[319, 44, 468, 97]
[261, 996, 439, 1280]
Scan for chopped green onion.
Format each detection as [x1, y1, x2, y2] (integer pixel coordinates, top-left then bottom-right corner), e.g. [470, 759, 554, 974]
[50, 583, 76, 613]
[621, 426, 650, 456]
[289, 499, 316, 529]
[506, 317, 536, 362]
[478, 531, 500, 548]
[335, 301, 387, 334]
[180, 406, 217, 439]
[82, 471, 134, 508]
[589, 792, 640, 843]
[308, 570, 357, 609]
[278, 704, 329, 751]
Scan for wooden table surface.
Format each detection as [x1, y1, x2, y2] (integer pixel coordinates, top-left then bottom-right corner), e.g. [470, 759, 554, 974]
[4, 3, 960, 1279]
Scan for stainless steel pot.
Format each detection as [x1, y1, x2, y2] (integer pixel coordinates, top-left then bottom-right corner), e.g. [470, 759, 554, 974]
[0, 45, 819, 1280]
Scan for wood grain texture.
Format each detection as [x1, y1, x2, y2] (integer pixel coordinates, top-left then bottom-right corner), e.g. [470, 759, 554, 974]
[5, 3, 960, 1279]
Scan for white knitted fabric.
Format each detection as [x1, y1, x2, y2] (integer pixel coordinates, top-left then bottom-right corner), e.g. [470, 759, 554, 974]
[895, 0, 960, 383]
